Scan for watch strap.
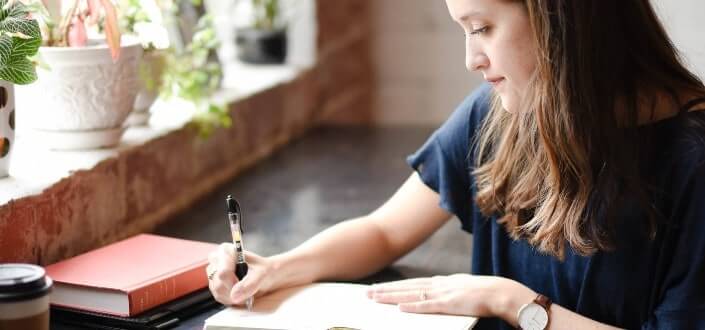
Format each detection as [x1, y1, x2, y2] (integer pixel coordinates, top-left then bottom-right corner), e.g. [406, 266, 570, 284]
[535, 294, 552, 310]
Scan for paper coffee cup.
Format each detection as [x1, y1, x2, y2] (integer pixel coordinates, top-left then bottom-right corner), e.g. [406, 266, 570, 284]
[0, 264, 53, 330]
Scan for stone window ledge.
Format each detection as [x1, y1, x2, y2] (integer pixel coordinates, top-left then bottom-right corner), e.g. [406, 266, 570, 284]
[0, 62, 302, 206]
[0, 60, 338, 264]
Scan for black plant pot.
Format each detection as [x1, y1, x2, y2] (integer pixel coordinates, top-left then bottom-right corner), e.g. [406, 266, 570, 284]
[235, 27, 287, 64]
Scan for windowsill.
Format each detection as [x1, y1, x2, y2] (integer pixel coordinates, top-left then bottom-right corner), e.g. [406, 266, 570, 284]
[0, 61, 306, 206]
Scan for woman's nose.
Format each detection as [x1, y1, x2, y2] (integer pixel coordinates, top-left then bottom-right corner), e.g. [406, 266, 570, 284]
[466, 39, 489, 72]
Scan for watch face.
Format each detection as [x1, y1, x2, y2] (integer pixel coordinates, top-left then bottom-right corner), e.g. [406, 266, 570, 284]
[518, 303, 548, 330]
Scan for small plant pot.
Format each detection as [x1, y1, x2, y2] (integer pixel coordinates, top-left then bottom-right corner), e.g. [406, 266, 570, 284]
[0, 81, 15, 178]
[235, 27, 287, 64]
[16, 37, 142, 150]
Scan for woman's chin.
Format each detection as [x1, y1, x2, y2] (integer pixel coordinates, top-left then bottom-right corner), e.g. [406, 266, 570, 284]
[499, 96, 517, 113]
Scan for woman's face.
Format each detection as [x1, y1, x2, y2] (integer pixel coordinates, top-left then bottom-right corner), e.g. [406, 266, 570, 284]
[446, 0, 537, 113]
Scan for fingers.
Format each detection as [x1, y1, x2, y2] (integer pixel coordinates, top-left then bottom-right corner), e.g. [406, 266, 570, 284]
[206, 244, 271, 306]
[370, 289, 434, 304]
[229, 268, 264, 304]
[366, 278, 433, 298]
[207, 264, 237, 304]
[368, 277, 448, 310]
[374, 277, 433, 289]
[215, 243, 236, 272]
[368, 280, 445, 313]
[207, 243, 239, 305]
[244, 250, 264, 264]
[398, 299, 445, 314]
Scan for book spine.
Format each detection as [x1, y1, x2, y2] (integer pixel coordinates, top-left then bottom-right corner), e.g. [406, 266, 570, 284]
[127, 264, 208, 316]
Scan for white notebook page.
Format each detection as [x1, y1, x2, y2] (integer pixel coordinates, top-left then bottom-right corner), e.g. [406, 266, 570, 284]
[204, 283, 477, 330]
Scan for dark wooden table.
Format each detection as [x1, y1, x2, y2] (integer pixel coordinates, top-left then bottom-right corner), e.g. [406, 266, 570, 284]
[54, 126, 473, 329]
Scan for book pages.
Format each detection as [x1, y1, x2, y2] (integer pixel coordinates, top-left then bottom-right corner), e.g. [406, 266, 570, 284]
[204, 283, 477, 330]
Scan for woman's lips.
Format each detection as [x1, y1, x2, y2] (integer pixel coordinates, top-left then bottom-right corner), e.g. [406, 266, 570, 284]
[487, 78, 505, 88]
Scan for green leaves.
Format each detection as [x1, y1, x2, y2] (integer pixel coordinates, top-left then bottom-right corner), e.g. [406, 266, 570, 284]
[160, 12, 228, 138]
[0, 0, 41, 84]
[252, 0, 279, 30]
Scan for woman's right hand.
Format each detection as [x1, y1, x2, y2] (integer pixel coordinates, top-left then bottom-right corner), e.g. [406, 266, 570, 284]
[206, 243, 276, 306]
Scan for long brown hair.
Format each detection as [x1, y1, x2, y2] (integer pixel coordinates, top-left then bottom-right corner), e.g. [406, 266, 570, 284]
[473, 0, 705, 259]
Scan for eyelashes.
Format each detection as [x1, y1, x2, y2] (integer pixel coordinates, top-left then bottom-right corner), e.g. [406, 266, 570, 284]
[466, 26, 489, 37]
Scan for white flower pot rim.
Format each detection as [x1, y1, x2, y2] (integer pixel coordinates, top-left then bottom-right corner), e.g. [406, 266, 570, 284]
[39, 35, 141, 52]
[38, 36, 143, 66]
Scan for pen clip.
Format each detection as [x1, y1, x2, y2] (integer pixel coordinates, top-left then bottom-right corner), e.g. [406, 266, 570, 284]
[226, 195, 244, 234]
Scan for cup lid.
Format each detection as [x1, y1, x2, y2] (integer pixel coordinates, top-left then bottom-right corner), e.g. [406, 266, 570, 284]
[0, 264, 53, 302]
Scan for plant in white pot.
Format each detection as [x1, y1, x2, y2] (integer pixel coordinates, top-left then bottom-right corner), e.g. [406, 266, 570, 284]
[0, 0, 42, 177]
[16, 0, 143, 150]
[235, 0, 287, 64]
[120, 0, 170, 126]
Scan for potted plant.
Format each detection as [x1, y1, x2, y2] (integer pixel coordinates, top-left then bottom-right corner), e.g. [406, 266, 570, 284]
[15, 0, 143, 150]
[235, 0, 286, 64]
[0, 0, 41, 177]
[157, 7, 229, 137]
[120, 0, 170, 126]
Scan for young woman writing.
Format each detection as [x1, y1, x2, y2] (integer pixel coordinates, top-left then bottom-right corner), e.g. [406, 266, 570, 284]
[207, 0, 705, 328]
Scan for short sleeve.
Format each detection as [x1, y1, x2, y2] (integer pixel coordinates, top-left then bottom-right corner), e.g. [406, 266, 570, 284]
[406, 84, 493, 232]
[642, 150, 705, 329]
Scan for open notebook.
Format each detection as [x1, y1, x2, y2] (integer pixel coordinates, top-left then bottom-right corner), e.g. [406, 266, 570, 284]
[204, 283, 478, 330]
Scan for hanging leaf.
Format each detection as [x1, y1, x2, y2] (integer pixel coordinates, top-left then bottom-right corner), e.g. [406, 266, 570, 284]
[0, 0, 41, 84]
[98, 0, 121, 61]
[67, 15, 87, 47]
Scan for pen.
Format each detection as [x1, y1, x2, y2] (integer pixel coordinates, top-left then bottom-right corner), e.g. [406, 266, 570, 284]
[226, 195, 254, 311]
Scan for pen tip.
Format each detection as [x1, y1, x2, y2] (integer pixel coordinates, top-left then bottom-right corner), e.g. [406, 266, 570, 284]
[226, 195, 239, 214]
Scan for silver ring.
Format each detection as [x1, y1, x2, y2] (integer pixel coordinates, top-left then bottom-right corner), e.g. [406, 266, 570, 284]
[419, 290, 427, 301]
[207, 268, 217, 280]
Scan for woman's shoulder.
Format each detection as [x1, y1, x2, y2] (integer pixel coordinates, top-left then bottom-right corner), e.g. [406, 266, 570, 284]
[654, 110, 705, 201]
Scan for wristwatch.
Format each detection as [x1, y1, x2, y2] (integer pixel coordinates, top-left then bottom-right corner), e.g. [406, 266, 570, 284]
[517, 294, 552, 330]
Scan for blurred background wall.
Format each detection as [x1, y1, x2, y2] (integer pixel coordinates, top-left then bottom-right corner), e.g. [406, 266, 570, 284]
[652, 0, 705, 81]
[370, 0, 705, 126]
[371, 0, 482, 126]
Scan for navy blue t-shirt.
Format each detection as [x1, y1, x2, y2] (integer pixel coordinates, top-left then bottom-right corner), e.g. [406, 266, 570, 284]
[407, 84, 705, 329]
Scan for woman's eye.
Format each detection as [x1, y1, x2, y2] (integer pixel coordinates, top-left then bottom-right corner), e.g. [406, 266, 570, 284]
[469, 26, 489, 36]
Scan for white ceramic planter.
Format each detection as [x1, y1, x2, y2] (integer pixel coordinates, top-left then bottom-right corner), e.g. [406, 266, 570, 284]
[0, 81, 14, 177]
[16, 38, 143, 150]
[127, 50, 166, 126]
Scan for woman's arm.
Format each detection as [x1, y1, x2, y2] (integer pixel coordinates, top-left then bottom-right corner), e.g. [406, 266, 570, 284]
[211, 172, 453, 305]
[266, 171, 453, 289]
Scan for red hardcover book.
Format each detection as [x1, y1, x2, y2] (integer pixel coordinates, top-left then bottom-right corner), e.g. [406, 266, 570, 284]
[45, 234, 217, 317]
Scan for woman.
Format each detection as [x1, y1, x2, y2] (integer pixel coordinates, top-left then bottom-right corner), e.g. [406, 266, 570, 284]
[207, 0, 705, 328]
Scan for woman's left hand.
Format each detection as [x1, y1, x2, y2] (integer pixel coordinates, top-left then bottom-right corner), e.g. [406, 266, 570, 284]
[366, 274, 535, 319]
